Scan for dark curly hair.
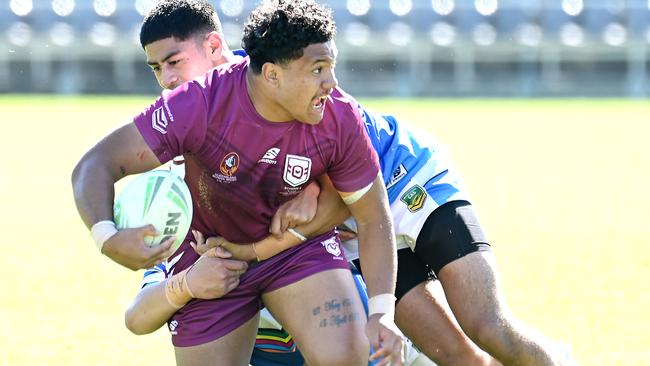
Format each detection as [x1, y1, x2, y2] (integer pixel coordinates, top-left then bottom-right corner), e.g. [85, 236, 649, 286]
[242, 0, 336, 74]
[139, 0, 223, 49]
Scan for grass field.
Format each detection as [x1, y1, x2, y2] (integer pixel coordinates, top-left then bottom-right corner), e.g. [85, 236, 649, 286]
[1, 95, 648, 365]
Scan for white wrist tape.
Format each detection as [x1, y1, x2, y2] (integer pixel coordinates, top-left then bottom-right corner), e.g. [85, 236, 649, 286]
[287, 228, 307, 242]
[368, 293, 396, 317]
[91, 220, 118, 253]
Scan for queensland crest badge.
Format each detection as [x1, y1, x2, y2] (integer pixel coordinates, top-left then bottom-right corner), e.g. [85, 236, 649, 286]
[283, 154, 312, 187]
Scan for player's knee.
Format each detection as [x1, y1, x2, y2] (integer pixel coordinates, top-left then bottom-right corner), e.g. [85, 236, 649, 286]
[468, 314, 518, 353]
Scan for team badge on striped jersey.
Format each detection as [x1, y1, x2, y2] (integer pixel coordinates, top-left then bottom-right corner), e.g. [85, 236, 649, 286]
[400, 185, 427, 212]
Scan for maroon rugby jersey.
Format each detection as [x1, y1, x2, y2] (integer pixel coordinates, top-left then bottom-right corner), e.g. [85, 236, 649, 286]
[133, 58, 379, 247]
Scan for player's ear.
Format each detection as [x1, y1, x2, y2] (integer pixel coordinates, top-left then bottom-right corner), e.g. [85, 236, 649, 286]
[205, 31, 224, 60]
[261, 63, 280, 87]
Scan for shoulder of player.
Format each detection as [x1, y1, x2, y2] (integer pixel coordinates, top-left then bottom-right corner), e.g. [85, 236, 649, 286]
[326, 87, 363, 125]
[182, 57, 248, 98]
[328, 87, 356, 107]
[210, 57, 248, 79]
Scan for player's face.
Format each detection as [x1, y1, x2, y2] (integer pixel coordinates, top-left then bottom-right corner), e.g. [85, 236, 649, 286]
[144, 36, 215, 90]
[276, 40, 338, 125]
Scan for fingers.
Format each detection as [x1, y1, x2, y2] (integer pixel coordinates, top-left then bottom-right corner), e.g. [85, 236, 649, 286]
[215, 246, 233, 258]
[227, 276, 240, 289]
[140, 237, 175, 268]
[280, 216, 291, 233]
[369, 340, 403, 366]
[367, 318, 404, 366]
[391, 338, 405, 366]
[269, 213, 282, 237]
[141, 224, 160, 237]
[192, 230, 205, 245]
[190, 241, 200, 254]
[205, 236, 227, 248]
[222, 258, 248, 272]
[203, 246, 233, 259]
[380, 335, 404, 366]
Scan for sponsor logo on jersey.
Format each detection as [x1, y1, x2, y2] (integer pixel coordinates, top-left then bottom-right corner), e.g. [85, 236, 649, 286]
[151, 100, 174, 134]
[283, 154, 312, 187]
[386, 164, 407, 189]
[151, 106, 168, 134]
[258, 147, 280, 164]
[220, 152, 240, 176]
[400, 184, 427, 212]
[321, 236, 343, 258]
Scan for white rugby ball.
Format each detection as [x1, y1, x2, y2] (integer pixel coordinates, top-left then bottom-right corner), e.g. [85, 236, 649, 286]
[113, 170, 192, 251]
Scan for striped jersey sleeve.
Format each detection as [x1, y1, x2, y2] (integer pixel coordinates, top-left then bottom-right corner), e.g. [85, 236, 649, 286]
[139, 262, 168, 290]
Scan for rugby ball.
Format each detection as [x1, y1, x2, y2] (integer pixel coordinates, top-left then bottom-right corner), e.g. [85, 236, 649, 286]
[113, 170, 192, 250]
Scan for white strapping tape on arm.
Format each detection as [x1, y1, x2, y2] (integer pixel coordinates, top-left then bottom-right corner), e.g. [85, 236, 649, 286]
[341, 181, 373, 205]
[91, 220, 118, 252]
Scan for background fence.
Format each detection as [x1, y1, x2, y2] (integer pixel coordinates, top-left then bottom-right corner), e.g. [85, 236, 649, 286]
[1, 0, 650, 97]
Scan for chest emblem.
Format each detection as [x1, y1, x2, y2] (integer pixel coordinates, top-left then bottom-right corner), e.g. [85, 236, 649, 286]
[220, 152, 240, 176]
[283, 154, 312, 187]
[400, 184, 427, 212]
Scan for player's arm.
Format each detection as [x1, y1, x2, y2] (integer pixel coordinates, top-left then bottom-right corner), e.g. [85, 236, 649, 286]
[126, 279, 177, 335]
[269, 175, 350, 236]
[71, 123, 173, 270]
[125, 249, 248, 335]
[339, 173, 396, 298]
[193, 175, 351, 261]
[341, 173, 403, 365]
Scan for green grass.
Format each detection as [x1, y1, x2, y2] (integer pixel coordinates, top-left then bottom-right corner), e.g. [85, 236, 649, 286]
[2, 96, 649, 365]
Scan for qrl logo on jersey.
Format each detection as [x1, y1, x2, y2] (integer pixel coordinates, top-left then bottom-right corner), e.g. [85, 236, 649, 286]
[220, 152, 240, 176]
[283, 154, 312, 187]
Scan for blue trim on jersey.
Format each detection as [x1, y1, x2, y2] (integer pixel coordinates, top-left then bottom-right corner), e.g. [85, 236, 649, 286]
[140, 262, 167, 289]
[351, 264, 369, 316]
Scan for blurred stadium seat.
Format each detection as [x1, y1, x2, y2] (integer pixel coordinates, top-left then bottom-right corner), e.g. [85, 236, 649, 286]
[1, 0, 648, 97]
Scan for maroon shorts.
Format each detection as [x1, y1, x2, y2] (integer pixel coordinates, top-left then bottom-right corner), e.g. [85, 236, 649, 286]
[167, 230, 349, 347]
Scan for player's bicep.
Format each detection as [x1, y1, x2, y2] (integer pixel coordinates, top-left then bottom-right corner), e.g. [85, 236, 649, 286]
[88, 123, 162, 180]
[338, 174, 389, 225]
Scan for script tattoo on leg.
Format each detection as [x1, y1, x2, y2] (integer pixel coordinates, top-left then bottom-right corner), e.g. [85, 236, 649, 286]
[312, 298, 360, 328]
